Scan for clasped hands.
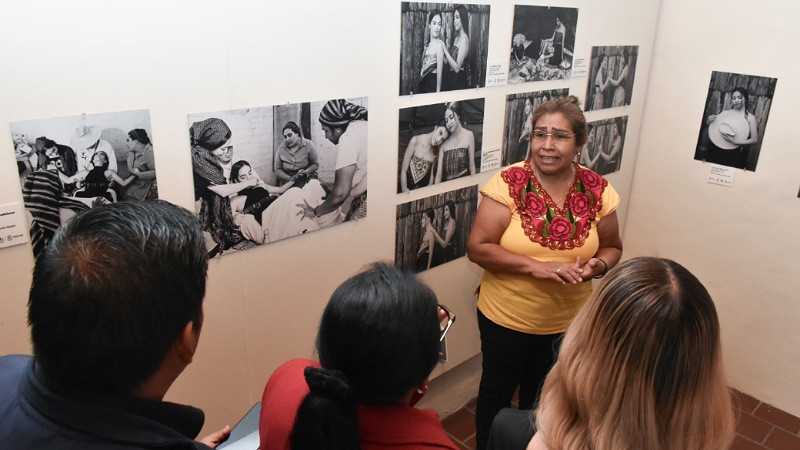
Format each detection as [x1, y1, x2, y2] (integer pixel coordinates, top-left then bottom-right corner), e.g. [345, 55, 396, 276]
[534, 256, 604, 284]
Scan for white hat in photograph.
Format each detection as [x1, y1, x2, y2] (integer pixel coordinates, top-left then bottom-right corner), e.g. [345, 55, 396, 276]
[70, 125, 102, 150]
[707, 110, 748, 150]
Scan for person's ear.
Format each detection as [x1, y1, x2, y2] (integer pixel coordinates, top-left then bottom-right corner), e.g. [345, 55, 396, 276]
[176, 320, 201, 365]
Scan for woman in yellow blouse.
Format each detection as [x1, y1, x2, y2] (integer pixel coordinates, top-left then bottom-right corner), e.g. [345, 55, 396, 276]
[467, 95, 622, 450]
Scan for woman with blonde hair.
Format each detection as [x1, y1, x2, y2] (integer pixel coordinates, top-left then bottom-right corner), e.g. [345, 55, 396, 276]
[527, 256, 735, 450]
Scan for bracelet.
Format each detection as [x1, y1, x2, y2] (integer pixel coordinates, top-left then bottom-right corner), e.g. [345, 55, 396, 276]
[593, 258, 608, 279]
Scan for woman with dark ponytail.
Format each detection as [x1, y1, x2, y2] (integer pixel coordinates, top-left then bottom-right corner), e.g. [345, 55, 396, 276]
[259, 263, 458, 450]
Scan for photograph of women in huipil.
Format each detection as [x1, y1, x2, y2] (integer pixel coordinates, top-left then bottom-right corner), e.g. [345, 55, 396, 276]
[508, 6, 577, 83]
[396, 185, 478, 273]
[502, 89, 569, 167]
[585, 46, 639, 111]
[467, 96, 622, 450]
[10, 109, 156, 258]
[399, 2, 491, 95]
[189, 97, 368, 257]
[694, 71, 776, 171]
[397, 98, 484, 192]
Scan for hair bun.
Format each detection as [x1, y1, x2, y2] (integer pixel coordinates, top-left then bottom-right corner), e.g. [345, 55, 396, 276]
[304, 366, 353, 402]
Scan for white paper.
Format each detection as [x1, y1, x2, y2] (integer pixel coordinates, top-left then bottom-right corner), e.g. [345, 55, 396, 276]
[480, 147, 501, 172]
[485, 61, 508, 87]
[570, 56, 588, 78]
[218, 430, 259, 450]
[0, 203, 29, 249]
[706, 164, 735, 187]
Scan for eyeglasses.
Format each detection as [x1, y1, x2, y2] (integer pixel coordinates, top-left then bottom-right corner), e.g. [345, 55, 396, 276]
[438, 303, 456, 362]
[531, 130, 576, 143]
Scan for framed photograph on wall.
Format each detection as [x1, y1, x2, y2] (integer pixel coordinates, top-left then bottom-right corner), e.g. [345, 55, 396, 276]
[189, 97, 368, 256]
[501, 88, 569, 167]
[11, 109, 155, 259]
[508, 5, 578, 83]
[694, 71, 777, 171]
[395, 184, 478, 273]
[585, 45, 639, 111]
[399, 2, 491, 95]
[398, 98, 484, 192]
[582, 116, 628, 176]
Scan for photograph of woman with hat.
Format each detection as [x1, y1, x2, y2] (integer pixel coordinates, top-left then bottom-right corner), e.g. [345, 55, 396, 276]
[70, 124, 119, 173]
[694, 71, 777, 171]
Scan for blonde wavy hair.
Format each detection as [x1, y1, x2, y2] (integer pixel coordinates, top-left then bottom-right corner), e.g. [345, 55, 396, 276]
[535, 257, 735, 450]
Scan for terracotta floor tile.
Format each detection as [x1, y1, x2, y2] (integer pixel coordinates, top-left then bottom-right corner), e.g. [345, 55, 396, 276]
[464, 396, 478, 413]
[441, 408, 477, 442]
[463, 433, 477, 450]
[732, 389, 762, 414]
[763, 427, 800, 449]
[736, 411, 774, 443]
[754, 403, 800, 435]
[451, 436, 471, 450]
[731, 435, 769, 450]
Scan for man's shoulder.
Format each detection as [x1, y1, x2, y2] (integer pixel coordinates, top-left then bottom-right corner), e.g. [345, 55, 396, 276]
[0, 354, 30, 387]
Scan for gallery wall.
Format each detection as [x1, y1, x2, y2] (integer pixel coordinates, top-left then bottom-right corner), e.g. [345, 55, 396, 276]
[625, 0, 800, 416]
[0, 0, 661, 435]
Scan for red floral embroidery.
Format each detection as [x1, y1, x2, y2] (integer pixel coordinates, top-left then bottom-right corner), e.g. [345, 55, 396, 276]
[500, 161, 608, 250]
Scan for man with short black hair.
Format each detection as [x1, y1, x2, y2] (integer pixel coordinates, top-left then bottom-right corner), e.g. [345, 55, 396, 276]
[0, 200, 230, 449]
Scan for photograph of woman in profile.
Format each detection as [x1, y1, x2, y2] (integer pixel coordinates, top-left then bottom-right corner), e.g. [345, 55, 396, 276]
[415, 209, 437, 272]
[436, 101, 476, 183]
[124, 128, 158, 201]
[442, 4, 471, 91]
[418, 9, 446, 93]
[432, 200, 457, 266]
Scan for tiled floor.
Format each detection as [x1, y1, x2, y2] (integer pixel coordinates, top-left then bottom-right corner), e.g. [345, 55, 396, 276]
[441, 389, 800, 450]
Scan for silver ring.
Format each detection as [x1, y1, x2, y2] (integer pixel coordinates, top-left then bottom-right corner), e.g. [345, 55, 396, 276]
[556, 267, 562, 273]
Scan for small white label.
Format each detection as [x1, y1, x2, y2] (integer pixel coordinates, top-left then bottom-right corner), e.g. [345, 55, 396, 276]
[706, 164, 735, 187]
[570, 56, 588, 78]
[481, 147, 502, 172]
[485, 61, 508, 87]
[0, 202, 29, 249]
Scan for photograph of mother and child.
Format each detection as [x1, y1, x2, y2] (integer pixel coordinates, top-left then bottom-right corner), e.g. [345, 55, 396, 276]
[398, 99, 484, 193]
[11, 109, 157, 258]
[189, 98, 368, 256]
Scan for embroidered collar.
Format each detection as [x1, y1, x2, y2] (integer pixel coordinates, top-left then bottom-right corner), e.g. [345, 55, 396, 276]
[501, 161, 607, 250]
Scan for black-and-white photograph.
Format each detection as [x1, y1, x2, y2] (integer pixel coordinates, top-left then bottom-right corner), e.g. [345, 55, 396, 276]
[189, 97, 368, 256]
[398, 98, 484, 193]
[502, 88, 569, 167]
[11, 109, 157, 258]
[399, 2, 491, 95]
[694, 71, 776, 171]
[508, 5, 578, 83]
[581, 116, 628, 176]
[395, 185, 478, 273]
[585, 45, 639, 111]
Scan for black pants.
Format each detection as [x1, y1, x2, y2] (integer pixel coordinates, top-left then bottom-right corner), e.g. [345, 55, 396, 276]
[475, 309, 561, 450]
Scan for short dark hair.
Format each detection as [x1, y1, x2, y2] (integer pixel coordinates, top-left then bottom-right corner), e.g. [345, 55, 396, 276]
[28, 200, 208, 393]
[128, 128, 151, 146]
[291, 263, 440, 447]
[282, 121, 302, 137]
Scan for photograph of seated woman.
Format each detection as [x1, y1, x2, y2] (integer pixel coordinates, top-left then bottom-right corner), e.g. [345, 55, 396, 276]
[694, 72, 777, 172]
[398, 124, 449, 192]
[124, 128, 158, 201]
[259, 263, 459, 450]
[468, 95, 622, 450]
[489, 257, 736, 450]
[273, 121, 319, 188]
[435, 101, 477, 184]
[508, 6, 577, 83]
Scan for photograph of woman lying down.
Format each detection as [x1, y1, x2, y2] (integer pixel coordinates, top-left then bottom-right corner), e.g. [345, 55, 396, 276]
[11, 109, 157, 258]
[189, 97, 368, 257]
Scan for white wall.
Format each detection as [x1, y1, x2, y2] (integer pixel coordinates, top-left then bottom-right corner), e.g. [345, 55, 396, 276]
[625, 0, 800, 416]
[0, 0, 661, 435]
